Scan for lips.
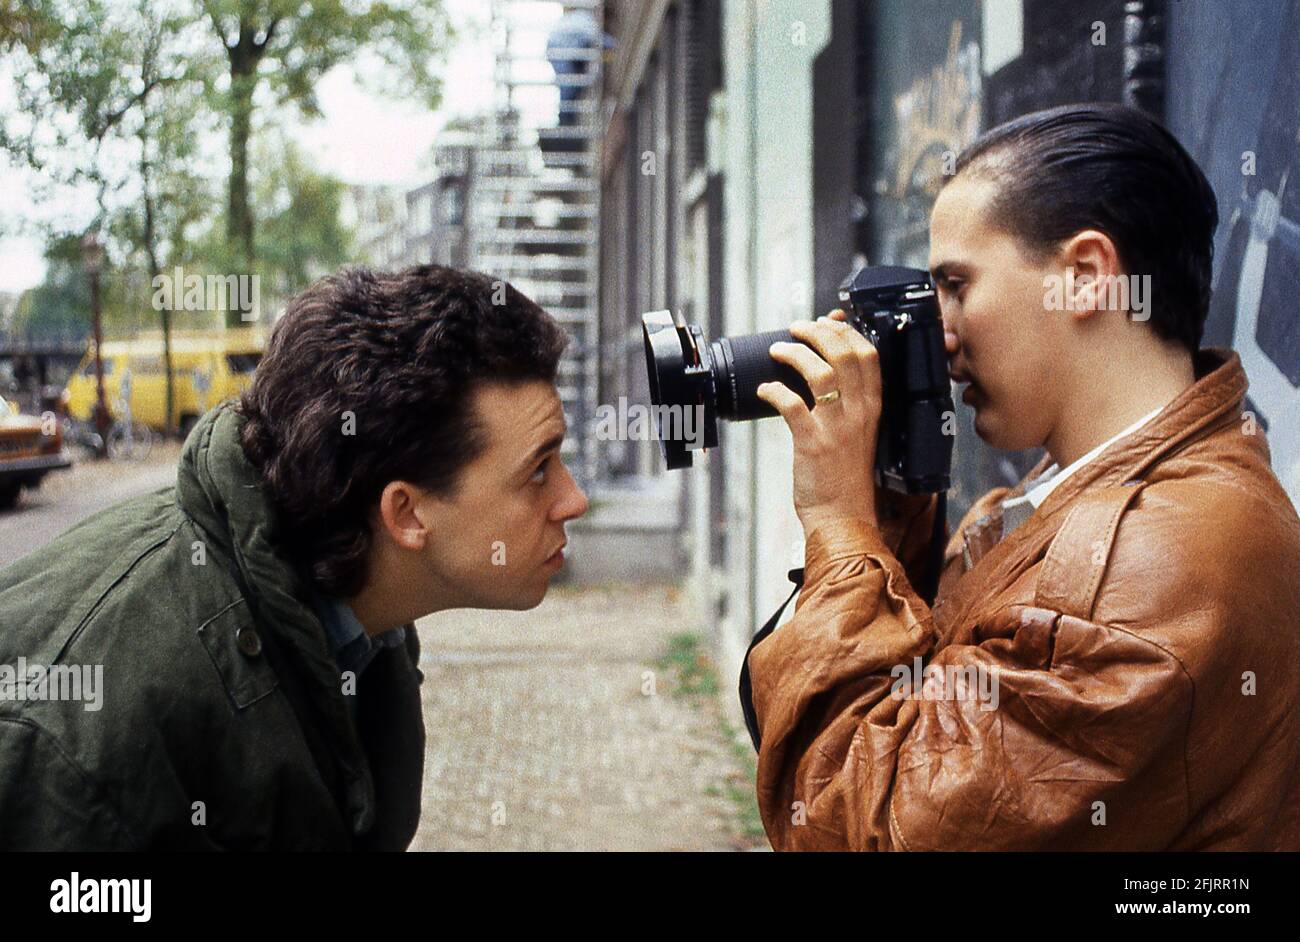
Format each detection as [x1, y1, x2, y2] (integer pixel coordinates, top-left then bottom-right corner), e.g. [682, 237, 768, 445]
[948, 353, 981, 406]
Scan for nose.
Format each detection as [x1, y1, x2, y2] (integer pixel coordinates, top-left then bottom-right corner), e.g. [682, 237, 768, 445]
[552, 461, 589, 522]
[937, 299, 960, 357]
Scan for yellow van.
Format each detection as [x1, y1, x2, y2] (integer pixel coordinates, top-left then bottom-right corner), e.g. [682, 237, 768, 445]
[64, 328, 265, 437]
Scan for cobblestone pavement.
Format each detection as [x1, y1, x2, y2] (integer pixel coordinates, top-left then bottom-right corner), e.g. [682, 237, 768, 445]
[411, 583, 766, 851]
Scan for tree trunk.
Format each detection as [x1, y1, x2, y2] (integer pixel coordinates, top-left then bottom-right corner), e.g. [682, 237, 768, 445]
[227, 64, 255, 277]
[224, 13, 263, 312]
[139, 138, 174, 435]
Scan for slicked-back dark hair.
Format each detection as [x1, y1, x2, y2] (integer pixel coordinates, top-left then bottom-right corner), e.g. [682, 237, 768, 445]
[948, 102, 1219, 353]
[238, 264, 567, 598]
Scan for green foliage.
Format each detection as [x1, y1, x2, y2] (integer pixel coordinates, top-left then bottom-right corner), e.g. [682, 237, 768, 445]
[0, 0, 59, 55]
[653, 632, 766, 845]
[178, 134, 353, 319]
[201, 0, 452, 264]
[14, 256, 91, 338]
[14, 234, 139, 337]
[655, 632, 721, 698]
[2, 0, 452, 312]
[253, 136, 353, 296]
[718, 718, 766, 842]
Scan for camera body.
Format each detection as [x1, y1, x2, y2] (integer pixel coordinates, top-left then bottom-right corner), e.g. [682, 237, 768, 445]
[641, 265, 954, 494]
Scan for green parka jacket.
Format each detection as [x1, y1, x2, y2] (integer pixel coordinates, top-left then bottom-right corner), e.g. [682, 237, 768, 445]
[0, 401, 426, 850]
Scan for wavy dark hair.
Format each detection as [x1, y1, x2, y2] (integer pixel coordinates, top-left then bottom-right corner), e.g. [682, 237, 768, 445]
[949, 102, 1219, 353]
[238, 264, 567, 598]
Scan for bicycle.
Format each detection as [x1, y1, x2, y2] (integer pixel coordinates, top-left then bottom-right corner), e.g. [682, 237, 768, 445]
[60, 404, 153, 463]
[105, 397, 153, 462]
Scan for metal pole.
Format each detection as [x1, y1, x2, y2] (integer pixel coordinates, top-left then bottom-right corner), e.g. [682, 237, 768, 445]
[90, 267, 109, 459]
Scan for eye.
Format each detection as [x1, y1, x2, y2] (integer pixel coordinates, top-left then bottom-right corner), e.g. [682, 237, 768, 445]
[530, 456, 550, 485]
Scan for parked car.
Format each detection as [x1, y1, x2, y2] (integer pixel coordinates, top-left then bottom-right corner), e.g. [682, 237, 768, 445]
[0, 397, 71, 509]
[63, 328, 265, 438]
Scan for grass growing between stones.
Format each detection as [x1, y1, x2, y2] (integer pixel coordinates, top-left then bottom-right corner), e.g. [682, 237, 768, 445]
[657, 631, 766, 848]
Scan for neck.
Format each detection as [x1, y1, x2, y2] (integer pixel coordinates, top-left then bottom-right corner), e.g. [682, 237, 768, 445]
[344, 541, 460, 637]
[346, 581, 412, 638]
[1046, 341, 1195, 468]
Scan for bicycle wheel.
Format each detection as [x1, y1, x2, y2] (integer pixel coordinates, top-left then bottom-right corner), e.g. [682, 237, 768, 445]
[110, 423, 154, 461]
[132, 424, 153, 461]
[106, 424, 133, 461]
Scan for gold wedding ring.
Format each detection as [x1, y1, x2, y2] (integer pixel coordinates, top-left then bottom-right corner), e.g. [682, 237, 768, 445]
[815, 389, 842, 405]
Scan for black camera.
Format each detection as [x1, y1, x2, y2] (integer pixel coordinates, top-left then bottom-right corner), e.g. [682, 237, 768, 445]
[641, 265, 954, 494]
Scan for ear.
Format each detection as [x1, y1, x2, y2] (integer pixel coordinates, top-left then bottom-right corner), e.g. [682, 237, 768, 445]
[375, 480, 432, 552]
[1058, 229, 1124, 320]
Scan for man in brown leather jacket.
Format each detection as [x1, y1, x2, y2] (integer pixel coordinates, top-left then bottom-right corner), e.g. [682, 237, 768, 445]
[747, 103, 1300, 851]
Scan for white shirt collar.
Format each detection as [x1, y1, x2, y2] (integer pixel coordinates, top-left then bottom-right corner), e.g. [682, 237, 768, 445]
[1017, 405, 1165, 510]
[997, 406, 1163, 539]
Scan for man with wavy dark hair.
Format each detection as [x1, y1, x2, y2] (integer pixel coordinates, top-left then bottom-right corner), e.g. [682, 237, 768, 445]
[0, 264, 588, 849]
[745, 103, 1300, 850]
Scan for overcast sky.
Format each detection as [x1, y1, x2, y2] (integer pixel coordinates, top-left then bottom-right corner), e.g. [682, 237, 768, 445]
[0, 0, 562, 294]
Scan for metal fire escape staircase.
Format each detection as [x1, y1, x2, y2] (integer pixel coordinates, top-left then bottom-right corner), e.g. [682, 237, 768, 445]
[475, 0, 604, 486]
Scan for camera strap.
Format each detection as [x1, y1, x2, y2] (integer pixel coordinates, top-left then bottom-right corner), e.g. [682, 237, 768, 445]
[738, 566, 805, 752]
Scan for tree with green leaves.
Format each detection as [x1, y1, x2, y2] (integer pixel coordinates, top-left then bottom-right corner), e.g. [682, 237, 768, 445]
[2, 0, 214, 431]
[189, 132, 355, 309]
[253, 134, 353, 295]
[199, 0, 450, 270]
[0, 0, 51, 53]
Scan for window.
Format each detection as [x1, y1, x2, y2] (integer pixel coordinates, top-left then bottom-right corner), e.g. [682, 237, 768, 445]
[226, 353, 262, 374]
[129, 357, 164, 375]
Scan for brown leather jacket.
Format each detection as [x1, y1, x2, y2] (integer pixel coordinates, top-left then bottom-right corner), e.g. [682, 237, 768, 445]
[747, 349, 1300, 850]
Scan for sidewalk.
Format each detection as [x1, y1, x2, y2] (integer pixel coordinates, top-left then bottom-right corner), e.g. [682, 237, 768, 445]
[411, 583, 765, 851]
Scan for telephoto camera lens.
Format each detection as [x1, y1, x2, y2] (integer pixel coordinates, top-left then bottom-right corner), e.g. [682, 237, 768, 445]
[641, 265, 953, 495]
[708, 330, 815, 421]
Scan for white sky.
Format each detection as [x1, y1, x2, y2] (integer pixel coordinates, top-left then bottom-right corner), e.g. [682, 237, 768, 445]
[0, 0, 564, 294]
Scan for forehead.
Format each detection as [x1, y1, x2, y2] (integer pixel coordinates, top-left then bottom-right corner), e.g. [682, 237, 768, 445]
[929, 176, 1002, 264]
[472, 379, 565, 451]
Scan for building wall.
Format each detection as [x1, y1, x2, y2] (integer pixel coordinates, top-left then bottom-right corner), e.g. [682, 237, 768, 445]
[339, 184, 409, 269]
[712, 0, 833, 696]
[1168, 0, 1300, 501]
[599, 0, 1300, 720]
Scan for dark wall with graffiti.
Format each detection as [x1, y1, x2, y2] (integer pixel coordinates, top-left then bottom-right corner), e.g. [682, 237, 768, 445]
[1169, 0, 1300, 504]
[842, 0, 1299, 516]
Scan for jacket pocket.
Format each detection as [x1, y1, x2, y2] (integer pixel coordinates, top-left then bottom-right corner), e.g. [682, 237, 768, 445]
[197, 599, 280, 710]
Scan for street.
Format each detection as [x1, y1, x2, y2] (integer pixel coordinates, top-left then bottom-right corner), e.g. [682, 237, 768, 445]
[0, 442, 183, 568]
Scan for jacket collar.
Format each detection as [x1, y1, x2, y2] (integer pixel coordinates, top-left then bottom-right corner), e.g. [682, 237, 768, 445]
[175, 400, 379, 837]
[937, 348, 1249, 630]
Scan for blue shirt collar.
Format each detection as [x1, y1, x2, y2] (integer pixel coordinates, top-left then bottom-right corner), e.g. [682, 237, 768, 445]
[304, 586, 406, 679]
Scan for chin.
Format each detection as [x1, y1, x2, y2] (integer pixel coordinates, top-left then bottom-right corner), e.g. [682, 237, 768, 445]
[971, 408, 999, 445]
[504, 579, 552, 611]
[975, 410, 1042, 452]
[517, 588, 550, 610]
[468, 564, 558, 611]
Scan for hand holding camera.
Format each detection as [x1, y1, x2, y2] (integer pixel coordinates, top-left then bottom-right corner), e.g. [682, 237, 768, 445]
[758, 313, 883, 537]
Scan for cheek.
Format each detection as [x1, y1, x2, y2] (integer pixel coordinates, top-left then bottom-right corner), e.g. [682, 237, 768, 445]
[492, 491, 551, 556]
[966, 280, 1047, 370]
[432, 491, 523, 560]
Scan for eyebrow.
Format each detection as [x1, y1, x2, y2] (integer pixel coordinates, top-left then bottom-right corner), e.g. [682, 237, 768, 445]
[930, 261, 971, 283]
